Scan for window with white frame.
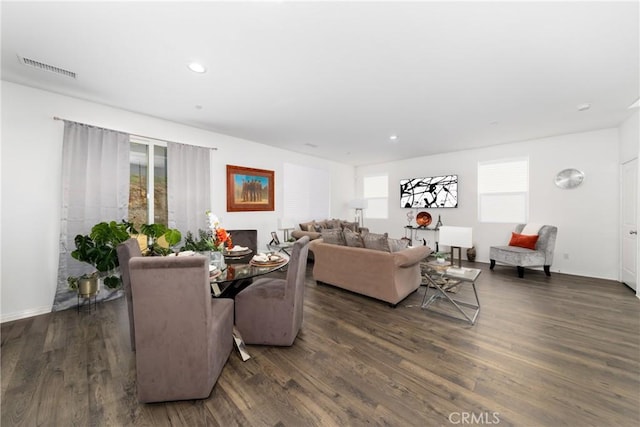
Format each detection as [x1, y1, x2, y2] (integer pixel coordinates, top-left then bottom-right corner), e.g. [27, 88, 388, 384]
[478, 158, 528, 223]
[363, 174, 388, 219]
[129, 137, 168, 228]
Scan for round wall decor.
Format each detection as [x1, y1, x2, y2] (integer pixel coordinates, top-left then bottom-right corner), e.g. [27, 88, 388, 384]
[554, 168, 584, 189]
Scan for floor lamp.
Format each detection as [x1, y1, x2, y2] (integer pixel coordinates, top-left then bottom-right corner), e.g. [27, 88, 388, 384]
[438, 226, 473, 269]
[348, 199, 368, 228]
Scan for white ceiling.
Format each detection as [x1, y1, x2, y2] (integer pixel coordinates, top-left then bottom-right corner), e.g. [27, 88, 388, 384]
[2, 1, 638, 166]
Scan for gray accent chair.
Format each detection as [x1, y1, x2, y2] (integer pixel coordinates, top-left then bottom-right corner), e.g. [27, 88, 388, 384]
[116, 238, 142, 351]
[129, 255, 234, 403]
[490, 224, 558, 278]
[234, 236, 310, 346]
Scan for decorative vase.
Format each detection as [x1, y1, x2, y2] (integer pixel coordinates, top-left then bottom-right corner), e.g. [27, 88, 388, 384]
[467, 246, 476, 262]
[211, 251, 225, 269]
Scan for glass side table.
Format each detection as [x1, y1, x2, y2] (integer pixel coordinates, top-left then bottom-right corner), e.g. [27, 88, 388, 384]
[267, 241, 294, 256]
[421, 264, 481, 325]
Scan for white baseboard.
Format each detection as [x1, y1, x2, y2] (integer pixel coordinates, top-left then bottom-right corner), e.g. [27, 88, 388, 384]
[1, 306, 51, 323]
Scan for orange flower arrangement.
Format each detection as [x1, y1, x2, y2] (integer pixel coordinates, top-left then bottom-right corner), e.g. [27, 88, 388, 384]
[215, 227, 233, 250]
[206, 211, 233, 251]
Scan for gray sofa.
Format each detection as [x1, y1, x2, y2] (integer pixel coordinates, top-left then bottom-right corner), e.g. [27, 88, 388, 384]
[291, 218, 369, 242]
[309, 237, 431, 306]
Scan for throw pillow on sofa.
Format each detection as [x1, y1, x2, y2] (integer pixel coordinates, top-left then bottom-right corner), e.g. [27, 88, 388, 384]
[299, 220, 316, 232]
[341, 221, 359, 232]
[388, 237, 410, 252]
[343, 228, 364, 248]
[363, 232, 390, 252]
[299, 220, 327, 232]
[325, 218, 342, 229]
[321, 229, 346, 246]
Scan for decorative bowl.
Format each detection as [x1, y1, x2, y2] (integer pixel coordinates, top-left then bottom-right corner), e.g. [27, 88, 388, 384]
[416, 211, 432, 227]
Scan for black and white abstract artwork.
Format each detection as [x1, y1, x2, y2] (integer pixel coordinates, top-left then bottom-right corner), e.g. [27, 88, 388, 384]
[400, 175, 458, 208]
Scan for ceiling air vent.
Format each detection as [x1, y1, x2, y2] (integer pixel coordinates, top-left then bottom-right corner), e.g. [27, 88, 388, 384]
[18, 55, 76, 79]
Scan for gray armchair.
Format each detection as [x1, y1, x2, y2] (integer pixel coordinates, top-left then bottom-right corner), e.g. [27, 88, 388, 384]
[490, 224, 558, 278]
[234, 236, 310, 346]
[129, 255, 234, 402]
[116, 238, 142, 351]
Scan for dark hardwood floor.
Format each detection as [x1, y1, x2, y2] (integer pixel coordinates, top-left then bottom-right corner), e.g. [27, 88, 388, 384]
[2, 261, 639, 426]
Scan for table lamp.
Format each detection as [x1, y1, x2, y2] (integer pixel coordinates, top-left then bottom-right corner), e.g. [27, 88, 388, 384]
[348, 199, 368, 228]
[438, 226, 472, 269]
[277, 217, 295, 241]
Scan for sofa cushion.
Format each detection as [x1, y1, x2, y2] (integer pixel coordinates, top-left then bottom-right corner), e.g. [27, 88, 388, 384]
[324, 218, 341, 229]
[321, 229, 346, 246]
[388, 237, 409, 253]
[316, 220, 329, 230]
[343, 228, 364, 248]
[299, 221, 315, 232]
[341, 221, 359, 232]
[509, 232, 539, 250]
[363, 232, 390, 252]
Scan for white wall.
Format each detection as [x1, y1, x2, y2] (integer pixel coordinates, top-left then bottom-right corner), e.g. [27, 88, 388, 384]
[357, 128, 621, 280]
[619, 110, 639, 164]
[0, 81, 354, 322]
[618, 109, 640, 298]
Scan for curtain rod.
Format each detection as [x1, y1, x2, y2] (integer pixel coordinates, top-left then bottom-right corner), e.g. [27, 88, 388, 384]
[52, 116, 218, 150]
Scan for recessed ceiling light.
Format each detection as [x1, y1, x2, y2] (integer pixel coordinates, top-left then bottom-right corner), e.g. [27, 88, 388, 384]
[577, 103, 591, 111]
[187, 62, 206, 73]
[389, 135, 399, 142]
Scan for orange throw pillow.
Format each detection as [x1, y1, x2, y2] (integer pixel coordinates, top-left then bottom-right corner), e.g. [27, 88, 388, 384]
[509, 232, 539, 250]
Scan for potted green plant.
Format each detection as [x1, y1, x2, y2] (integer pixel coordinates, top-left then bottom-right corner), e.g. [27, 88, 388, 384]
[68, 220, 183, 295]
[139, 223, 182, 256]
[69, 220, 134, 292]
[433, 251, 450, 264]
[181, 229, 217, 252]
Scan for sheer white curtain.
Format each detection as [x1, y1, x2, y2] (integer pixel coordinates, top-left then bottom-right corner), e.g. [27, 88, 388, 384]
[54, 121, 130, 311]
[167, 142, 211, 235]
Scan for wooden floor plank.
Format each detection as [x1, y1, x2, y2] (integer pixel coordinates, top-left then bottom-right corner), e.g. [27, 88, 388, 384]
[2, 261, 639, 426]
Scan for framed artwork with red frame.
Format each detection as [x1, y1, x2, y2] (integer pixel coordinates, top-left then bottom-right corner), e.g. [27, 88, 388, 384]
[226, 165, 275, 212]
